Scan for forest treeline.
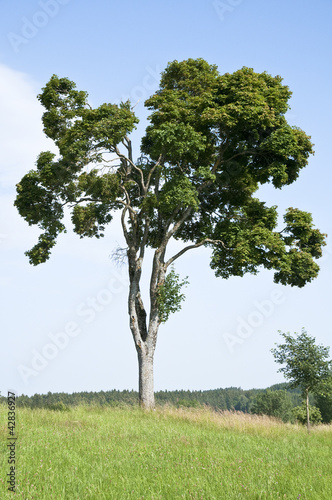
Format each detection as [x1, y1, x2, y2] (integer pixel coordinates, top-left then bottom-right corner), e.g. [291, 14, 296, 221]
[0, 383, 301, 411]
[2, 383, 331, 423]
[0, 382, 332, 424]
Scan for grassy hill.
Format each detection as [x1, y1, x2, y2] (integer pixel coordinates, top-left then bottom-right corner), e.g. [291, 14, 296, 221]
[0, 404, 331, 499]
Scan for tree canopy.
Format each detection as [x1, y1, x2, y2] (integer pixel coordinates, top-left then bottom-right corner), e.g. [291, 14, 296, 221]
[15, 59, 325, 286]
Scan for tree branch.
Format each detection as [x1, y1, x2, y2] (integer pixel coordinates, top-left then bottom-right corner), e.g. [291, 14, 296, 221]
[145, 155, 163, 193]
[123, 135, 133, 163]
[67, 196, 100, 207]
[118, 199, 137, 217]
[211, 156, 221, 175]
[162, 206, 194, 251]
[139, 217, 150, 259]
[114, 146, 145, 191]
[119, 185, 137, 224]
[121, 206, 131, 245]
[222, 149, 256, 164]
[165, 238, 228, 268]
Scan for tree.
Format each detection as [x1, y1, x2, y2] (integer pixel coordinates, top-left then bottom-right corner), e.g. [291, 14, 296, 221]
[251, 389, 294, 422]
[271, 329, 332, 430]
[15, 59, 326, 409]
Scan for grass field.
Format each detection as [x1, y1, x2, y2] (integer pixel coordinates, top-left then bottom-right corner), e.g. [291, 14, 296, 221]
[0, 404, 331, 499]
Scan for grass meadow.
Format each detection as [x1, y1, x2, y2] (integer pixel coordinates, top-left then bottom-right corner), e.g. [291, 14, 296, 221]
[0, 404, 331, 499]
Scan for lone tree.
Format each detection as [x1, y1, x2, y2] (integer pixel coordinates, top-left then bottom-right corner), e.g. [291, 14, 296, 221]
[15, 59, 326, 408]
[271, 329, 332, 430]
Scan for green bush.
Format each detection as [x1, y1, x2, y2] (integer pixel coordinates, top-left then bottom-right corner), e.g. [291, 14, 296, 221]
[176, 399, 201, 408]
[292, 403, 322, 424]
[251, 390, 294, 422]
[315, 393, 332, 423]
[46, 401, 70, 412]
[315, 381, 332, 423]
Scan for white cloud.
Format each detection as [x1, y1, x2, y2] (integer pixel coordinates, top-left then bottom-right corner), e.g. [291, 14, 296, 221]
[0, 65, 49, 255]
[0, 63, 55, 189]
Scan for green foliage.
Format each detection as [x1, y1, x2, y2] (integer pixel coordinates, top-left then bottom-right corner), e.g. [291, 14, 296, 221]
[71, 203, 113, 238]
[315, 378, 332, 423]
[157, 267, 189, 323]
[142, 59, 325, 285]
[45, 401, 70, 412]
[251, 390, 294, 422]
[38, 75, 138, 149]
[175, 398, 201, 408]
[272, 208, 326, 287]
[271, 329, 332, 398]
[158, 174, 199, 215]
[210, 204, 325, 287]
[292, 403, 322, 425]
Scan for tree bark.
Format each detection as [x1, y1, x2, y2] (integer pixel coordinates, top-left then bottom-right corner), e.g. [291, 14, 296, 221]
[306, 388, 310, 433]
[138, 347, 155, 409]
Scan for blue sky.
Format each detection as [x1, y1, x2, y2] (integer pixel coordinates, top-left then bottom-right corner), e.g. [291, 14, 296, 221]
[1, 0, 331, 397]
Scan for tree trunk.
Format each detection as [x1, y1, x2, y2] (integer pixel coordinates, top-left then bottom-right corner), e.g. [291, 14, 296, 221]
[127, 246, 164, 410]
[138, 348, 155, 409]
[306, 388, 310, 433]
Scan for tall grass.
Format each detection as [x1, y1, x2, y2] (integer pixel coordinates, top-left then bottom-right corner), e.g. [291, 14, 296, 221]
[0, 404, 331, 499]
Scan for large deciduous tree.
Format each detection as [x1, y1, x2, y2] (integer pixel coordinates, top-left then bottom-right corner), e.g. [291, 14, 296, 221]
[15, 59, 326, 408]
[271, 329, 331, 431]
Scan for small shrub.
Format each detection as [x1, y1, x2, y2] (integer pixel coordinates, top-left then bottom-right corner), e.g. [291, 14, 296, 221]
[292, 403, 322, 424]
[176, 399, 201, 409]
[46, 401, 70, 412]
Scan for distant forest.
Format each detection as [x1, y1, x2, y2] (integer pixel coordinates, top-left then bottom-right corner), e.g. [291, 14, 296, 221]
[0, 383, 304, 412]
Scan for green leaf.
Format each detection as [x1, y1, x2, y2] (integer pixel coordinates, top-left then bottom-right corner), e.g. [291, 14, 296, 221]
[157, 267, 189, 323]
